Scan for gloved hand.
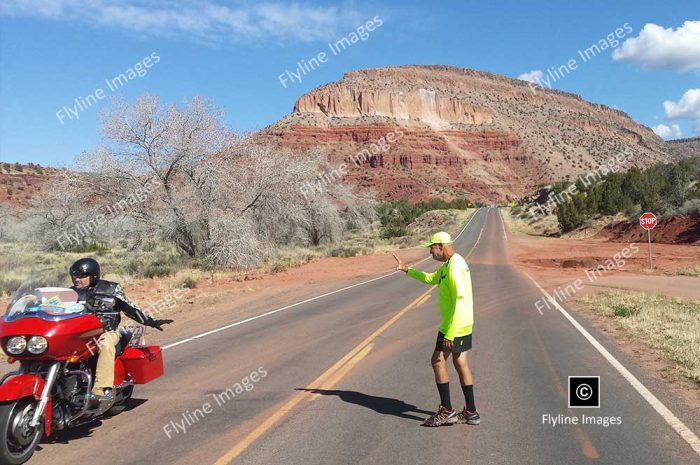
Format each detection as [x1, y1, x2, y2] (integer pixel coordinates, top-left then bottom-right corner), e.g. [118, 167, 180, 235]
[151, 319, 174, 331]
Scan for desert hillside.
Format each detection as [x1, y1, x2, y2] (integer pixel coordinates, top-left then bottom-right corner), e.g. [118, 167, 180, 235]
[667, 137, 700, 158]
[0, 162, 55, 207]
[261, 65, 678, 202]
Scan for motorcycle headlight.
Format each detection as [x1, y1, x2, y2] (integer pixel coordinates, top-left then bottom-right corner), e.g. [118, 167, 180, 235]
[6, 336, 27, 355]
[27, 336, 48, 355]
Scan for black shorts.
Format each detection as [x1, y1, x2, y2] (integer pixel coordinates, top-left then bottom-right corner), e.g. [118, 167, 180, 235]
[435, 332, 472, 353]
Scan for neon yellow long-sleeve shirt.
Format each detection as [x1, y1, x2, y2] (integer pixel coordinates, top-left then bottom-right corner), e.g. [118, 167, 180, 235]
[406, 253, 473, 339]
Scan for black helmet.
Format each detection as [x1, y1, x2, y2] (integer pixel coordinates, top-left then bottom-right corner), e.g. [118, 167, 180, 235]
[69, 258, 101, 286]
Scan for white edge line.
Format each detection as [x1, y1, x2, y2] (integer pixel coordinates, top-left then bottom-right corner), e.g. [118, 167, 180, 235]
[498, 207, 508, 241]
[524, 272, 700, 457]
[162, 208, 484, 351]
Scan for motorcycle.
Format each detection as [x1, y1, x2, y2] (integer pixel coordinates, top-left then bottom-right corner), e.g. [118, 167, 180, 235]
[0, 286, 164, 465]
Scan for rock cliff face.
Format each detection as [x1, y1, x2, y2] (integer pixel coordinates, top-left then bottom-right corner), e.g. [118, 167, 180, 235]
[293, 83, 494, 128]
[666, 137, 700, 159]
[0, 163, 53, 207]
[261, 65, 676, 202]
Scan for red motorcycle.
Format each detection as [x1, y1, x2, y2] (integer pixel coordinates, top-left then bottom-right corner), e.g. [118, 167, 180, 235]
[0, 287, 164, 465]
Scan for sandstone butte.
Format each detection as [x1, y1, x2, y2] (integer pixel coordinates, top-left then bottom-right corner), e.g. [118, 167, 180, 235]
[259, 65, 690, 203]
[3, 66, 699, 208]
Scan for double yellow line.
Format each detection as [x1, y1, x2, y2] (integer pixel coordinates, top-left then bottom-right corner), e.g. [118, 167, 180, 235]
[212, 287, 433, 465]
[213, 212, 485, 464]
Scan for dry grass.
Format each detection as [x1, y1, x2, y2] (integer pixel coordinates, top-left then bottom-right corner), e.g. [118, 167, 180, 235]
[172, 271, 201, 289]
[562, 213, 628, 240]
[259, 208, 475, 273]
[504, 207, 630, 239]
[0, 209, 476, 296]
[0, 241, 190, 297]
[577, 291, 700, 383]
[502, 207, 559, 236]
[674, 265, 700, 277]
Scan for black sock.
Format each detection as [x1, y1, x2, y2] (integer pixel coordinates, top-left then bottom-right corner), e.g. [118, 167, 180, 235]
[462, 384, 476, 412]
[437, 382, 452, 410]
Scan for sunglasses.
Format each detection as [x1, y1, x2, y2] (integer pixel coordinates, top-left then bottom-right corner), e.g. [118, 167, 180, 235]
[72, 273, 90, 279]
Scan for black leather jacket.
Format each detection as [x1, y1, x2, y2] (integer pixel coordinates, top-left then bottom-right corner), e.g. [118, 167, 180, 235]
[72, 280, 157, 332]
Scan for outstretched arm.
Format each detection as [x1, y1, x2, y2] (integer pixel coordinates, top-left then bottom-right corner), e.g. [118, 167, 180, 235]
[114, 284, 173, 331]
[393, 254, 440, 285]
[392, 254, 409, 272]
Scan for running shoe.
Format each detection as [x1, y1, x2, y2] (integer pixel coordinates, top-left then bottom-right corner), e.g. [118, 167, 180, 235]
[422, 405, 457, 427]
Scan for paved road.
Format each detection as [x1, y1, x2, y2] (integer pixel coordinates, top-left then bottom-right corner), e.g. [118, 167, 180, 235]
[28, 208, 699, 465]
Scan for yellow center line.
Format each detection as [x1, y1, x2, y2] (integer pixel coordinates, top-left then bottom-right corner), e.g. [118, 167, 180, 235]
[212, 287, 434, 465]
[310, 342, 375, 396]
[415, 293, 431, 306]
[310, 295, 430, 399]
[465, 223, 485, 260]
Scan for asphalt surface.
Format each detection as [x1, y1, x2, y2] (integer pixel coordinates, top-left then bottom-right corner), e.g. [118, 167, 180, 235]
[25, 207, 700, 465]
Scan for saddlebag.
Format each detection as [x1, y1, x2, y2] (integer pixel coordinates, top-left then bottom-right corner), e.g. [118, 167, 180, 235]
[121, 346, 164, 384]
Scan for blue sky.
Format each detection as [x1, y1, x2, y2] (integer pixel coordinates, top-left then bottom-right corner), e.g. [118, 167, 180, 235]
[0, 0, 698, 167]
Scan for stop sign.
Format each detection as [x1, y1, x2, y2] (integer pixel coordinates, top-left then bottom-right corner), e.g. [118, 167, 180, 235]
[640, 212, 657, 230]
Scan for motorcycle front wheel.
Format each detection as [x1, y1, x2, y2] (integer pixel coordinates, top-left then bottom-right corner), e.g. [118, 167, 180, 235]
[0, 399, 44, 465]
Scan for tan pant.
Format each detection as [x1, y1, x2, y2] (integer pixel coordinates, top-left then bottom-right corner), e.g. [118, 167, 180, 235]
[92, 330, 120, 395]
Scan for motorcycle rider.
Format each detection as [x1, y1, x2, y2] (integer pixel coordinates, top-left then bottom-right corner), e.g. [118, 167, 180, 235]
[69, 258, 173, 406]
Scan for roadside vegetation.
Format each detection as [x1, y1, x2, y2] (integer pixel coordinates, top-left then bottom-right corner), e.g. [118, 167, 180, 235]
[509, 157, 700, 234]
[0, 93, 477, 300]
[577, 291, 700, 384]
[0, 206, 475, 298]
[673, 264, 700, 277]
[555, 157, 700, 232]
[377, 198, 472, 238]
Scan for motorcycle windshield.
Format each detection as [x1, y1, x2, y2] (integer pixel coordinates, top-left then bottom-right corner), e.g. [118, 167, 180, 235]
[5, 287, 86, 321]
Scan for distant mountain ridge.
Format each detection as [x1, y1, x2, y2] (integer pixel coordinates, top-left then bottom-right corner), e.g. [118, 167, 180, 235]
[5, 68, 698, 206]
[666, 137, 700, 158]
[0, 162, 57, 207]
[261, 65, 682, 202]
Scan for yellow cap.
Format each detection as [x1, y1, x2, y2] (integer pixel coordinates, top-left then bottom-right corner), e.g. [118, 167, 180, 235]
[421, 231, 453, 247]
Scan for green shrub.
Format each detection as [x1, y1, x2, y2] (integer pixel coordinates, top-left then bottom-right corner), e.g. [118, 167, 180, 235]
[612, 304, 641, 318]
[329, 245, 362, 257]
[0, 269, 68, 297]
[174, 273, 198, 289]
[556, 157, 700, 231]
[0, 276, 25, 297]
[141, 262, 175, 278]
[376, 198, 471, 233]
[53, 241, 110, 254]
[380, 225, 409, 239]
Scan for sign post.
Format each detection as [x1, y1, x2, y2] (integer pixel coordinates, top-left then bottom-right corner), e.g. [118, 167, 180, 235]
[639, 212, 657, 270]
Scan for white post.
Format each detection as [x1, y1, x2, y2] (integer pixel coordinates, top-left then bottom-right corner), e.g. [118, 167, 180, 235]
[647, 229, 653, 270]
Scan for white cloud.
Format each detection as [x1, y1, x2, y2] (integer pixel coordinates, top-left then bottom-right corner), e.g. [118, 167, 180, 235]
[0, 0, 362, 43]
[517, 69, 543, 84]
[651, 123, 683, 140]
[663, 88, 700, 134]
[612, 20, 700, 72]
[664, 88, 700, 119]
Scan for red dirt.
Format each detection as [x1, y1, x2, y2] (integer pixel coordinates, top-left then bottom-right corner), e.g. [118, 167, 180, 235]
[507, 228, 700, 402]
[509, 232, 700, 300]
[595, 215, 700, 245]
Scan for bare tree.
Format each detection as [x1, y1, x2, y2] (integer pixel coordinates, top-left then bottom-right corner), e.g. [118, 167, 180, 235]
[31, 93, 374, 268]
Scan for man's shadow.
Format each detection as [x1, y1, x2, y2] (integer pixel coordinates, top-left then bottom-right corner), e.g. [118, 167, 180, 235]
[297, 389, 432, 422]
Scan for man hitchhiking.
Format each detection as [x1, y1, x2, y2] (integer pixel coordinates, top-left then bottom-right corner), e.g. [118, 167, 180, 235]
[393, 231, 479, 427]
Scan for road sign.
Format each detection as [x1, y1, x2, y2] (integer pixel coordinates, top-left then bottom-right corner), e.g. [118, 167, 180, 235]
[640, 212, 657, 269]
[639, 212, 657, 230]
